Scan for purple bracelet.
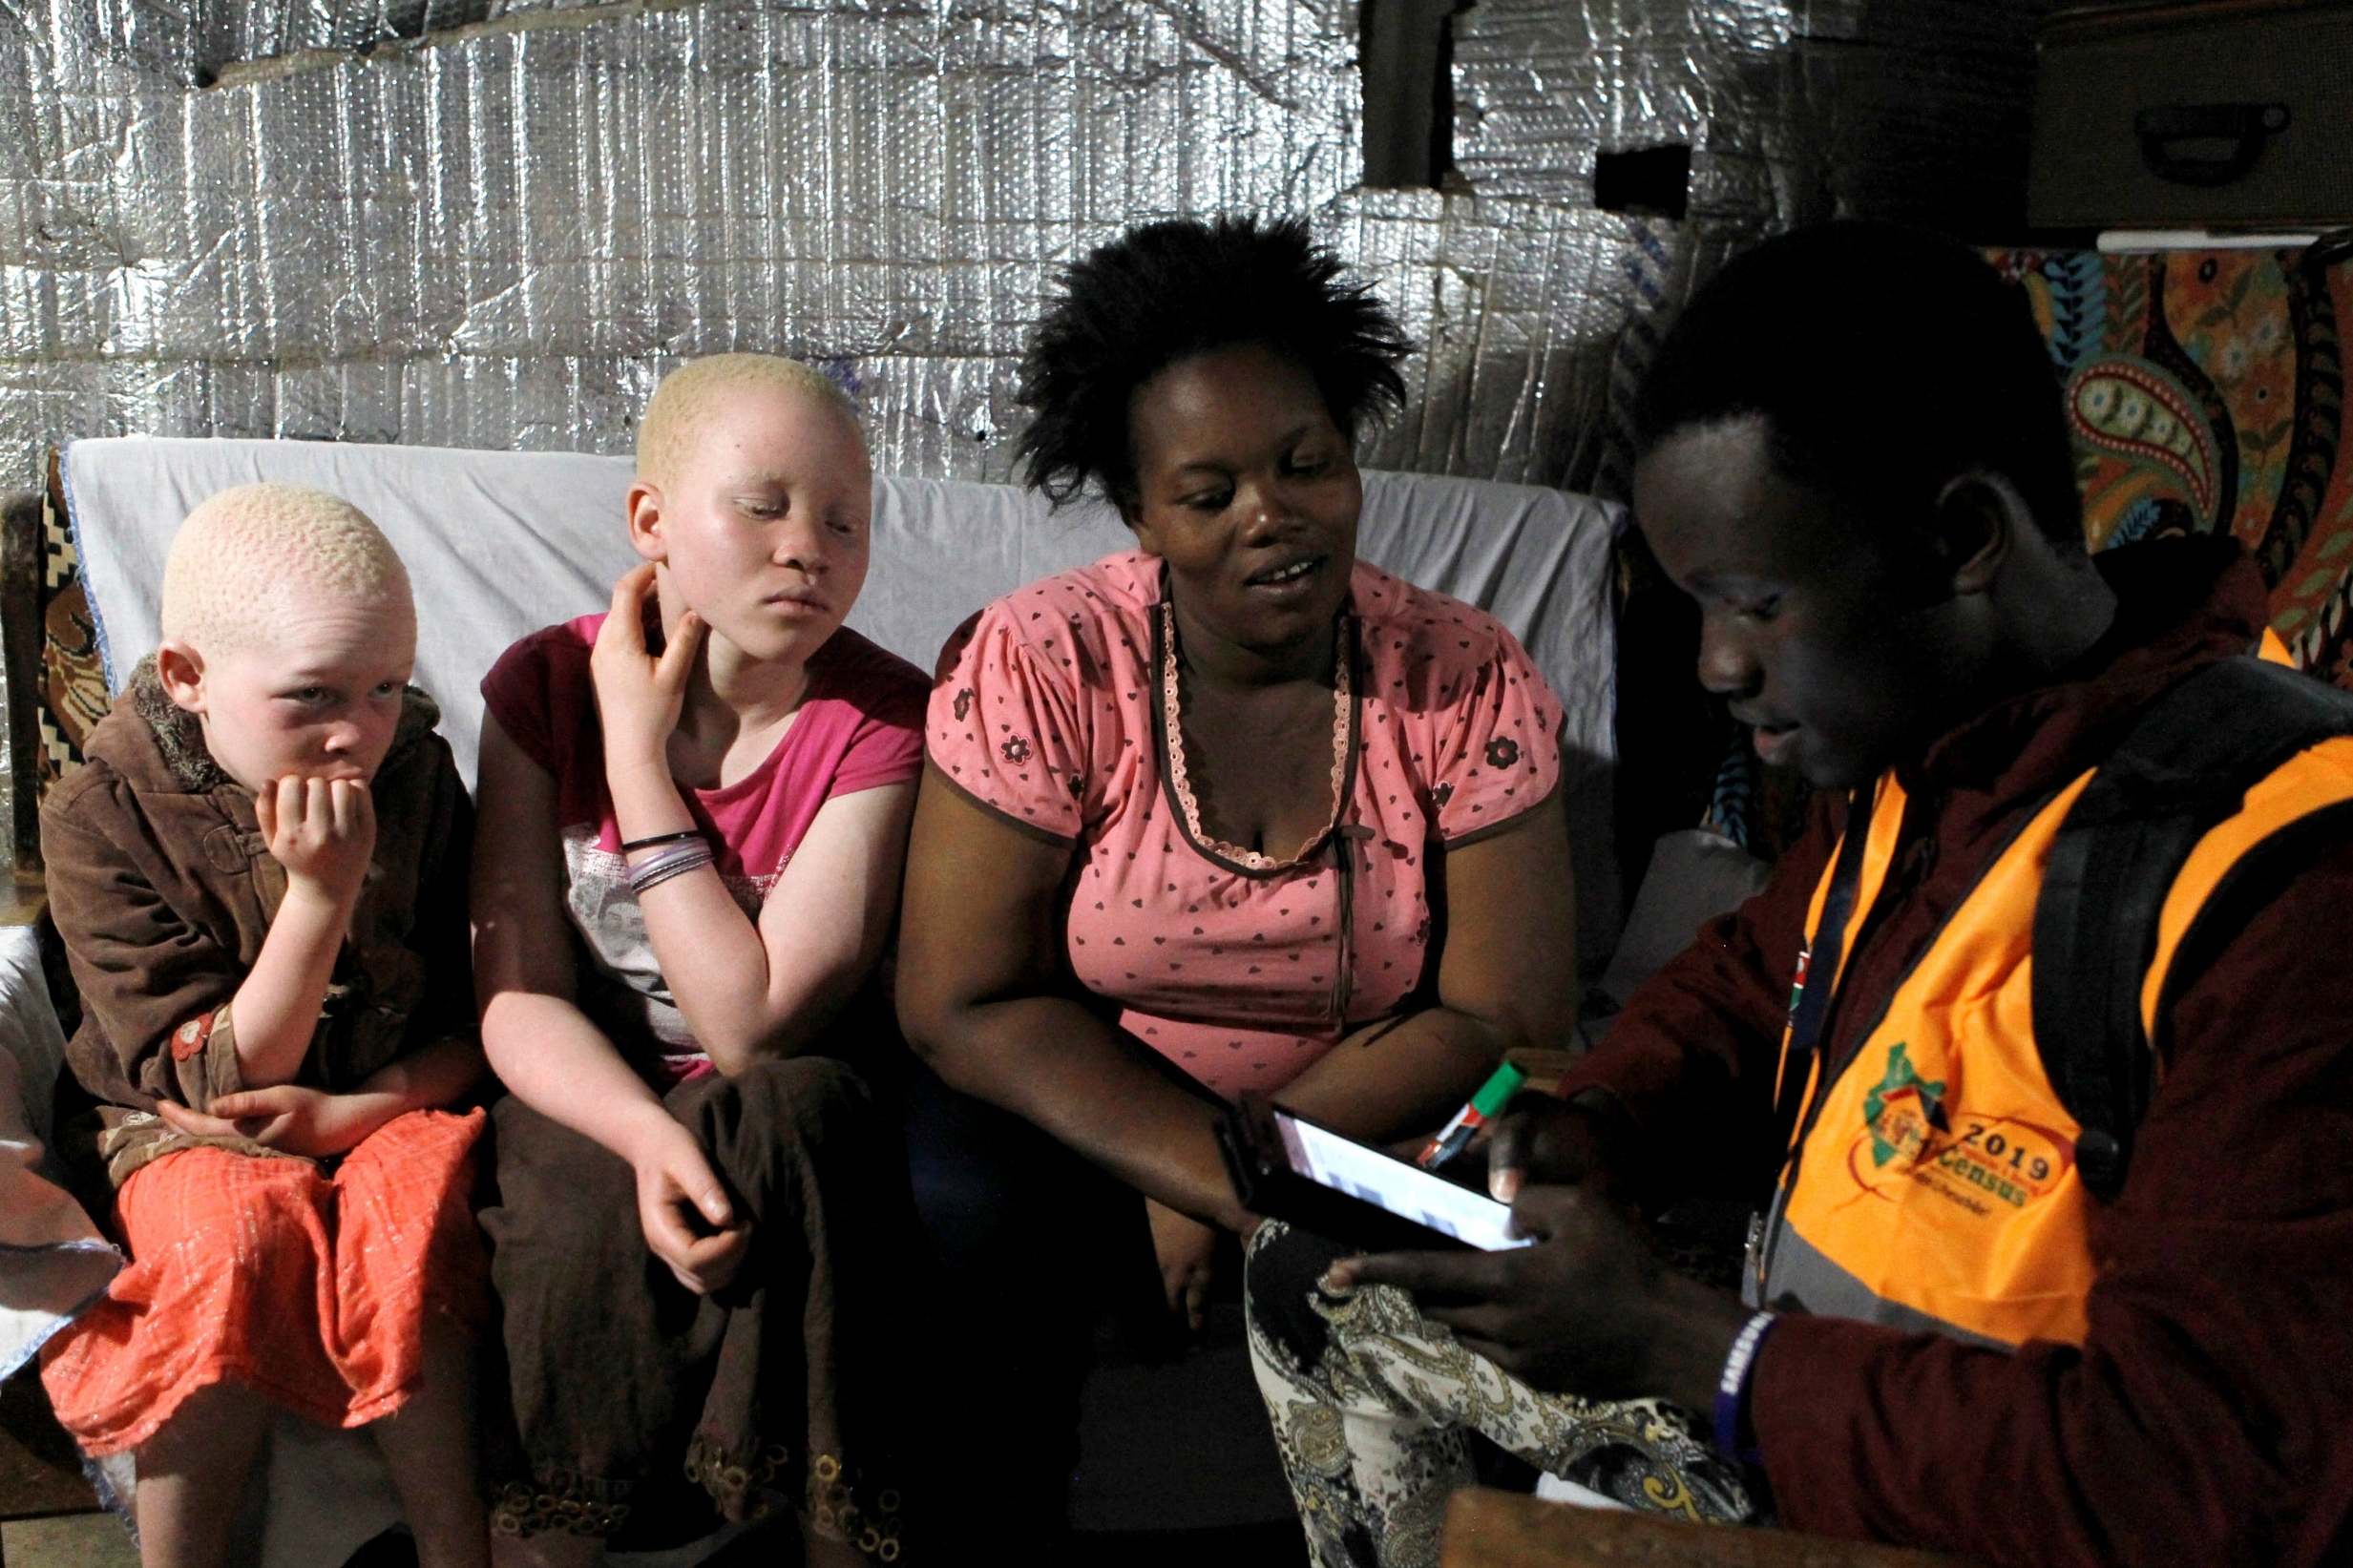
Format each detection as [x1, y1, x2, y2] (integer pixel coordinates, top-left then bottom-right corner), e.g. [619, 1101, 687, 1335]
[627, 840, 714, 896]
[1712, 1310, 1777, 1466]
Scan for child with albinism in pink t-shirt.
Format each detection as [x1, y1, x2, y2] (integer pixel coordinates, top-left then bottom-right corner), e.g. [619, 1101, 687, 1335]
[470, 355, 930, 1566]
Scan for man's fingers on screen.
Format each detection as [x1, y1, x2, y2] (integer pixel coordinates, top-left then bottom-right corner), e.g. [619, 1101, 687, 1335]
[1485, 1118, 1533, 1192]
[1509, 1181, 1607, 1243]
[1337, 1249, 1499, 1300]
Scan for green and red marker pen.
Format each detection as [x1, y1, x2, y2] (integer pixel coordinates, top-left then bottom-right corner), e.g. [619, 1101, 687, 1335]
[1414, 1060, 1527, 1171]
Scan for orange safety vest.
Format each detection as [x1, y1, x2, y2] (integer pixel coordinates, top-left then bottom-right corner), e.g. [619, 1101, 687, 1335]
[1749, 655, 2353, 1349]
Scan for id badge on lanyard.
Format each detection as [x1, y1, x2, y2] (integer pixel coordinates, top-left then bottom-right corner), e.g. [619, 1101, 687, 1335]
[1746, 784, 1877, 1301]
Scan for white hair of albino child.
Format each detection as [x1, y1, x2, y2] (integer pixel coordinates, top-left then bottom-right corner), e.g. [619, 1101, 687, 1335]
[636, 353, 860, 484]
[159, 482, 413, 654]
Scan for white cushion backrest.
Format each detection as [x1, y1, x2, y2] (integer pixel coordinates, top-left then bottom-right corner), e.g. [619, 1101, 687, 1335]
[64, 437, 1622, 952]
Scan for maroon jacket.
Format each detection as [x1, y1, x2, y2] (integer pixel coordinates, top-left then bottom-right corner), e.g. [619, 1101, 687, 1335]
[1560, 537, 2353, 1567]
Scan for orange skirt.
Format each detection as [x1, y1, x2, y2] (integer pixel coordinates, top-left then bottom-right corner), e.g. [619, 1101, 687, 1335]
[41, 1107, 485, 1457]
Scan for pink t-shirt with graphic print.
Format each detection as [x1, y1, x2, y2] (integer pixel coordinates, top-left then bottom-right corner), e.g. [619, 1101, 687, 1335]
[484, 614, 927, 1081]
[928, 552, 1564, 1100]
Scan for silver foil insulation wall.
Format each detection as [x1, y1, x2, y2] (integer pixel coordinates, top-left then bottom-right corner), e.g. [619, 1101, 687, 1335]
[1, 0, 2045, 494]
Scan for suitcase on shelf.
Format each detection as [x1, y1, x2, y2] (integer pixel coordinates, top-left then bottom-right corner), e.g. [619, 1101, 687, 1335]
[2030, 0, 2353, 230]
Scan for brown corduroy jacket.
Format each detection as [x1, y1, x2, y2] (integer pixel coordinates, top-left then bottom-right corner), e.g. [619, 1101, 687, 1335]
[41, 658, 474, 1187]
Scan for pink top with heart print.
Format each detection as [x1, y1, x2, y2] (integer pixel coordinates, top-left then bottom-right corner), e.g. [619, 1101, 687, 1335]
[927, 551, 1565, 1099]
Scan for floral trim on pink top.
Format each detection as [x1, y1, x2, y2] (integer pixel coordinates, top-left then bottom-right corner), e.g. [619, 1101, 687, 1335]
[1157, 598, 1355, 873]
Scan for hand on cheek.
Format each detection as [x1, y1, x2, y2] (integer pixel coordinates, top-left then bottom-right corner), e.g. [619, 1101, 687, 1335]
[591, 562, 707, 773]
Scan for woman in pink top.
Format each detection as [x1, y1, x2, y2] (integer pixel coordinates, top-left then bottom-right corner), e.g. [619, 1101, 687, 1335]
[896, 218, 1578, 1533]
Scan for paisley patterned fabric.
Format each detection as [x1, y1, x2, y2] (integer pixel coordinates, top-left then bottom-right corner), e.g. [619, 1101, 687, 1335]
[1991, 238, 2353, 681]
[1245, 1220, 1755, 1567]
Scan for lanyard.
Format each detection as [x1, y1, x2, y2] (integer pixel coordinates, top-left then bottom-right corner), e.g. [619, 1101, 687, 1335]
[1772, 785, 1876, 1136]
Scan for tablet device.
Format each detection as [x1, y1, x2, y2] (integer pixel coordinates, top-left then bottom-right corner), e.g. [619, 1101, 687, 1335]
[1218, 1095, 1531, 1253]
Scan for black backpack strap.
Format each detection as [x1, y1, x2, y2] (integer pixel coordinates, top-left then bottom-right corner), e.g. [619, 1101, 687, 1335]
[2153, 796, 2353, 1061]
[2032, 657, 2353, 1201]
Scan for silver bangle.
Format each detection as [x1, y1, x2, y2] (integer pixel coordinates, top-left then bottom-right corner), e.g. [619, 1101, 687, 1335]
[627, 841, 714, 896]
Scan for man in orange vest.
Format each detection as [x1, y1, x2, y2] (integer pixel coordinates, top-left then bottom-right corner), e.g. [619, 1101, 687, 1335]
[1245, 221, 2353, 1567]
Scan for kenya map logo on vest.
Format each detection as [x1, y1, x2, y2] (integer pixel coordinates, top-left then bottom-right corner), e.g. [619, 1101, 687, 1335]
[1861, 1042, 1944, 1168]
[1851, 1041, 2070, 1215]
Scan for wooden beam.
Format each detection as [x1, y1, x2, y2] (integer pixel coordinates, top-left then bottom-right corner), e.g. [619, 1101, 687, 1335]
[1441, 1488, 1987, 1568]
[1360, 0, 1460, 189]
[1, 483, 44, 881]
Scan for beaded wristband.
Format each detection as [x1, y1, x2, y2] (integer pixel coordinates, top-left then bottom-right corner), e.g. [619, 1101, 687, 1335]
[627, 842, 715, 896]
[620, 828, 704, 854]
[1712, 1310, 1778, 1467]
